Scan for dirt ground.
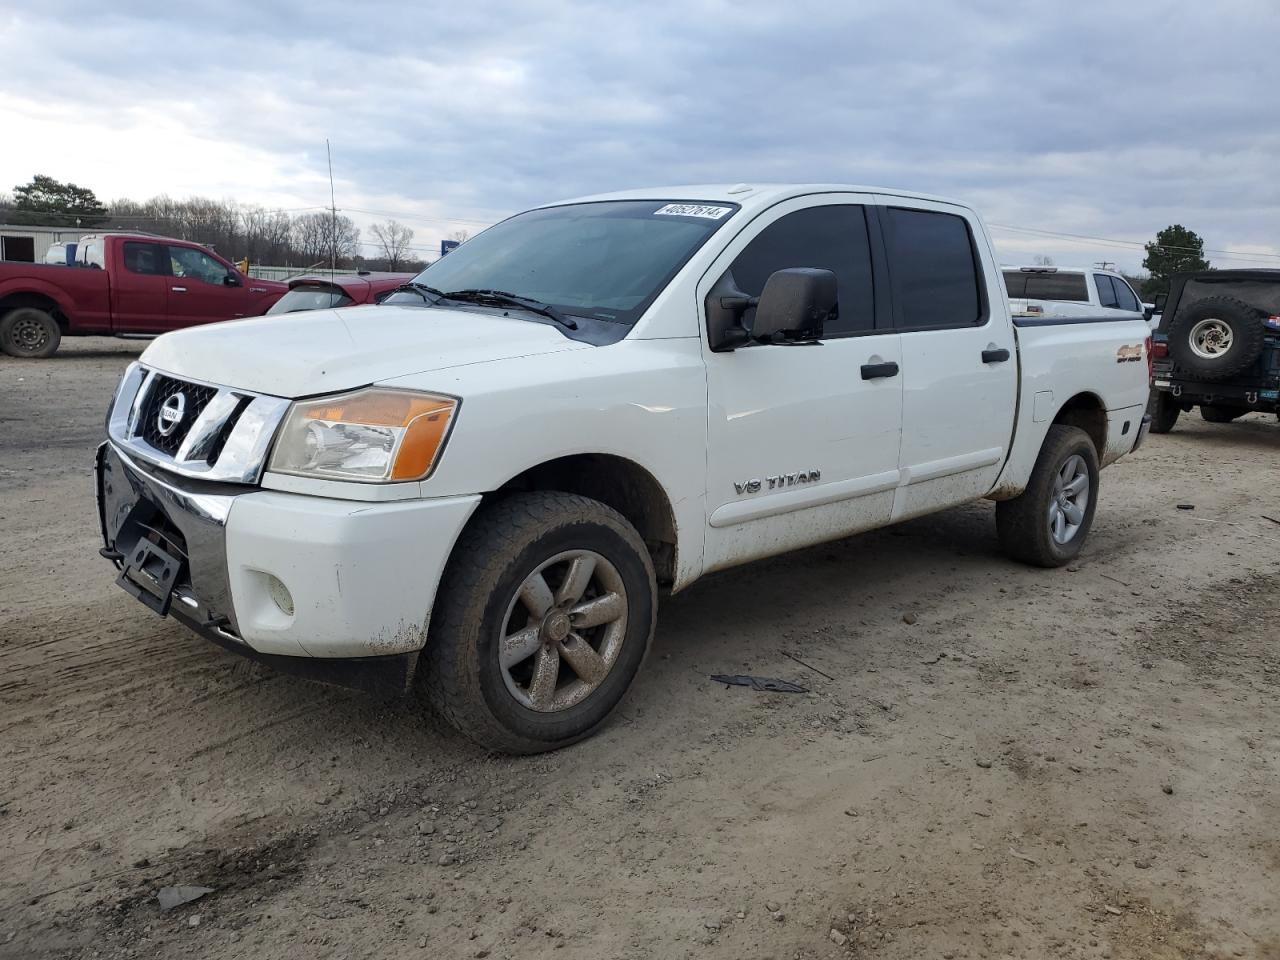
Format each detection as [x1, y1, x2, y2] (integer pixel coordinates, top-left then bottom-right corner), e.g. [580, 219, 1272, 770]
[2, 339, 1278, 960]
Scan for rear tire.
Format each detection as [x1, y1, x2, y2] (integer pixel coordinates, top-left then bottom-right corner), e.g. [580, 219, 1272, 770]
[0, 307, 61, 358]
[1147, 390, 1180, 434]
[996, 425, 1100, 568]
[1199, 404, 1245, 423]
[1166, 297, 1263, 380]
[421, 492, 656, 754]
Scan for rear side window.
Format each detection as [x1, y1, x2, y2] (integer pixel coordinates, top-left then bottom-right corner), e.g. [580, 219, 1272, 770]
[884, 208, 983, 329]
[1003, 271, 1088, 301]
[79, 240, 105, 269]
[728, 205, 875, 335]
[267, 286, 355, 314]
[122, 241, 166, 276]
[1094, 274, 1121, 308]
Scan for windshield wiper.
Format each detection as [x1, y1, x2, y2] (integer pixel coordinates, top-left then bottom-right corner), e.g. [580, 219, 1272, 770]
[443, 289, 579, 330]
[395, 281, 450, 303]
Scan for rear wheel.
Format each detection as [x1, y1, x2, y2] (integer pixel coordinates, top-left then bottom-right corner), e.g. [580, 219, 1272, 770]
[996, 425, 1100, 568]
[1199, 404, 1245, 423]
[1148, 390, 1180, 434]
[0, 307, 61, 358]
[422, 492, 656, 754]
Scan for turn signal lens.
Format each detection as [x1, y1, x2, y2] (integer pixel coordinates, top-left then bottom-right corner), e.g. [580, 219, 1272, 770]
[268, 388, 458, 483]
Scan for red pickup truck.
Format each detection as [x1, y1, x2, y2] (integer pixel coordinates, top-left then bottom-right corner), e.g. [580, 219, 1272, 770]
[0, 233, 287, 358]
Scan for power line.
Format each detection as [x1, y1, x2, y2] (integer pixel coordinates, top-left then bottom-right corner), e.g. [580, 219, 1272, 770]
[989, 222, 1280, 263]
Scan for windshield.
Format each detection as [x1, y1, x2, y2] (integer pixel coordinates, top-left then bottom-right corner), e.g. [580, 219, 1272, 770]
[400, 200, 738, 324]
[268, 286, 354, 314]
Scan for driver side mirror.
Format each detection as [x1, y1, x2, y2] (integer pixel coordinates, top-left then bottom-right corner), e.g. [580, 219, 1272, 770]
[751, 268, 836, 343]
[223, 272, 241, 287]
[705, 267, 837, 351]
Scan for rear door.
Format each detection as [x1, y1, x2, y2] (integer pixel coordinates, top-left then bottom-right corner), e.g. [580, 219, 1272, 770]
[700, 195, 904, 572]
[165, 244, 250, 328]
[878, 199, 1017, 521]
[110, 240, 173, 334]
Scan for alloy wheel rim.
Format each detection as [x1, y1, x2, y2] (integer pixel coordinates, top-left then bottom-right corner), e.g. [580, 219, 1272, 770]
[1047, 454, 1090, 545]
[1188, 318, 1233, 359]
[498, 549, 628, 712]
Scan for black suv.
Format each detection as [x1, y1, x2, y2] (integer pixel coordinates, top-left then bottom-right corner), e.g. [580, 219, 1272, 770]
[1148, 269, 1280, 432]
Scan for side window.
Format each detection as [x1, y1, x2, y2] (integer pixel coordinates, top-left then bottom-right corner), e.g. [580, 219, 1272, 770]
[884, 207, 983, 329]
[122, 241, 166, 276]
[1113, 278, 1141, 312]
[728, 205, 875, 335]
[169, 246, 228, 285]
[79, 240, 105, 269]
[1094, 274, 1120, 309]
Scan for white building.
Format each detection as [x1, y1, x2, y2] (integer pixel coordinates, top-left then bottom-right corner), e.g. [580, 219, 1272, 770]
[0, 223, 90, 263]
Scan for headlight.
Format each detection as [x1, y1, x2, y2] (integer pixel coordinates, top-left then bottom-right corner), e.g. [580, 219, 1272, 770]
[267, 388, 458, 483]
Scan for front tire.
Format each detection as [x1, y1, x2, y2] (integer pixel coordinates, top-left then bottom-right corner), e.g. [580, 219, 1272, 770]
[0, 307, 62, 358]
[996, 425, 1100, 568]
[422, 492, 656, 754]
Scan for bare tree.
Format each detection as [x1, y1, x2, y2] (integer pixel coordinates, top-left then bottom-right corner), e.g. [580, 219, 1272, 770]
[292, 211, 361, 268]
[1033, 254, 1055, 266]
[448, 229, 470, 244]
[370, 220, 415, 269]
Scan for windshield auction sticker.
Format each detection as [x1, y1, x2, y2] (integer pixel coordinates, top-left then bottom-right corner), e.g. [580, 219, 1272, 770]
[654, 204, 734, 220]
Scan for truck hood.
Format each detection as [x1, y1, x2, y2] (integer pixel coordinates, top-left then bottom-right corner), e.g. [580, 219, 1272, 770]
[140, 304, 589, 398]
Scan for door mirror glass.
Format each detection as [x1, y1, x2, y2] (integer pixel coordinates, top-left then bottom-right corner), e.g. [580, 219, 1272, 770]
[751, 268, 836, 342]
[223, 272, 241, 287]
[1153, 292, 1168, 313]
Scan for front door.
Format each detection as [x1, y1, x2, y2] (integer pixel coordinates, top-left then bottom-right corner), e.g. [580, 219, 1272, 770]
[165, 244, 247, 328]
[876, 199, 1018, 521]
[700, 196, 904, 574]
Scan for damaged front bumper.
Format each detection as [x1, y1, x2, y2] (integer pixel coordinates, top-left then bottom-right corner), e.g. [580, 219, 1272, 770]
[95, 441, 479, 696]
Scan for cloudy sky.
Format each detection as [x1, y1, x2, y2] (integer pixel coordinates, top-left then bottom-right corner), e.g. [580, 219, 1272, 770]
[2, 0, 1277, 272]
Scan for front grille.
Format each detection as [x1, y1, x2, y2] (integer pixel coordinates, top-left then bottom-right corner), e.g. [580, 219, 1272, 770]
[136, 374, 218, 455]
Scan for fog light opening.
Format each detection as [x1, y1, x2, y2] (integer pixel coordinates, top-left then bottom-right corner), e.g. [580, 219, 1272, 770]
[264, 574, 294, 617]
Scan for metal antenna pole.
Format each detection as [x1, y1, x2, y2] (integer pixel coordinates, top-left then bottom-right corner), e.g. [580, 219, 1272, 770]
[326, 139, 337, 276]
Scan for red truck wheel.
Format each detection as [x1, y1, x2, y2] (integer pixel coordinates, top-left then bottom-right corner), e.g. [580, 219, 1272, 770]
[1, 307, 62, 359]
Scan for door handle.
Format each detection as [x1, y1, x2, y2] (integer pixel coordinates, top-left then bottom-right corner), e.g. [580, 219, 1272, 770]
[860, 361, 899, 380]
[982, 348, 1011, 363]
[171, 286, 187, 293]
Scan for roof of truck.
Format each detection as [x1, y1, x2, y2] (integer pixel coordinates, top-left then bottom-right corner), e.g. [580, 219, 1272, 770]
[552, 183, 973, 212]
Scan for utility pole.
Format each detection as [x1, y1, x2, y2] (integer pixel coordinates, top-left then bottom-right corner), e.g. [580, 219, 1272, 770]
[1094, 260, 1115, 271]
[326, 139, 337, 275]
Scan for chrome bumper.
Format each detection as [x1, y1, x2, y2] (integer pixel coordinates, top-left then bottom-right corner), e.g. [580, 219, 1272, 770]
[96, 440, 246, 642]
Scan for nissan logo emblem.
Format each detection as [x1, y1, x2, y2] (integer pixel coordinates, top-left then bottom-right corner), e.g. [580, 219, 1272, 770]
[157, 392, 187, 437]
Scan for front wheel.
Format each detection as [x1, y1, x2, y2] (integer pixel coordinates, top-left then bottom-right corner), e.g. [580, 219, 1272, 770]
[996, 425, 1100, 568]
[422, 492, 656, 754]
[0, 307, 62, 358]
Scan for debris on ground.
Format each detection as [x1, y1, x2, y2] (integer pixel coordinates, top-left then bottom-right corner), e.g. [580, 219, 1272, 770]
[709, 675, 807, 693]
[1176, 504, 1195, 510]
[156, 886, 214, 912]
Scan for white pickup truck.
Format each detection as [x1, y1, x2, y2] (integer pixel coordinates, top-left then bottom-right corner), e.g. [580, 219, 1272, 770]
[97, 184, 1151, 752]
[1003, 265, 1155, 329]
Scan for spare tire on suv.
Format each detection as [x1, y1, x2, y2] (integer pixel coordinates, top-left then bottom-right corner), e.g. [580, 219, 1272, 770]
[1167, 296, 1265, 380]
